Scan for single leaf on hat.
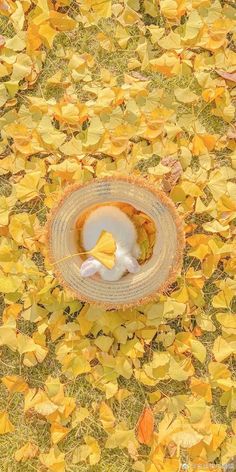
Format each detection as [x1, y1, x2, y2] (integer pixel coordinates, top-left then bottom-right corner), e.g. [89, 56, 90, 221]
[88, 231, 116, 269]
[136, 406, 154, 445]
[15, 442, 39, 462]
[0, 411, 15, 434]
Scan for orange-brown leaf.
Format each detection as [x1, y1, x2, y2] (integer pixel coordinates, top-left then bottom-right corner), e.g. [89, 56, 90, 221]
[136, 407, 154, 445]
[216, 70, 236, 83]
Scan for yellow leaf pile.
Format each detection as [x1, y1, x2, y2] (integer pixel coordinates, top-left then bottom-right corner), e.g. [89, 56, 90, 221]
[0, 0, 235, 470]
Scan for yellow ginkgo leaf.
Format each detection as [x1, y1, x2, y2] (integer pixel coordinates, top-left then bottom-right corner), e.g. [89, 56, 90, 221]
[38, 23, 57, 48]
[212, 336, 234, 362]
[88, 231, 116, 269]
[51, 423, 70, 445]
[0, 274, 22, 294]
[39, 446, 65, 472]
[34, 400, 58, 417]
[15, 171, 43, 202]
[52, 231, 116, 269]
[0, 411, 15, 434]
[2, 375, 28, 394]
[174, 87, 199, 104]
[99, 402, 115, 431]
[84, 115, 104, 147]
[15, 442, 39, 462]
[72, 435, 101, 465]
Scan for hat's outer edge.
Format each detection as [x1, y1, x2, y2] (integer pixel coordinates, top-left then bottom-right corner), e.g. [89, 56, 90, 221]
[45, 174, 185, 310]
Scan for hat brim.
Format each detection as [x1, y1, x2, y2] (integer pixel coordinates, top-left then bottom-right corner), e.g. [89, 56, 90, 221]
[46, 175, 185, 310]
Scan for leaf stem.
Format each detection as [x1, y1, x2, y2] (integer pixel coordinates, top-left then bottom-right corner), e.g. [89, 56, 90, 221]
[51, 251, 89, 266]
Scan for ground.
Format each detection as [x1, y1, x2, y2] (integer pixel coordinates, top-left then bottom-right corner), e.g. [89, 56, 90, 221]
[0, 0, 236, 471]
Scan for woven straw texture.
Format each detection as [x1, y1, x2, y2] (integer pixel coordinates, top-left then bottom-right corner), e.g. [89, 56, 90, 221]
[47, 176, 185, 309]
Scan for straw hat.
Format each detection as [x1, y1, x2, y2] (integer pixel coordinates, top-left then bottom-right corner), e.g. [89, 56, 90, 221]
[46, 175, 185, 309]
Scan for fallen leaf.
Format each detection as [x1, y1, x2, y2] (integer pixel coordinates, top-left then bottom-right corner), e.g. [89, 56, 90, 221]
[39, 446, 65, 472]
[136, 407, 154, 445]
[0, 411, 15, 434]
[216, 70, 236, 83]
[15, 442, 39, 462]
